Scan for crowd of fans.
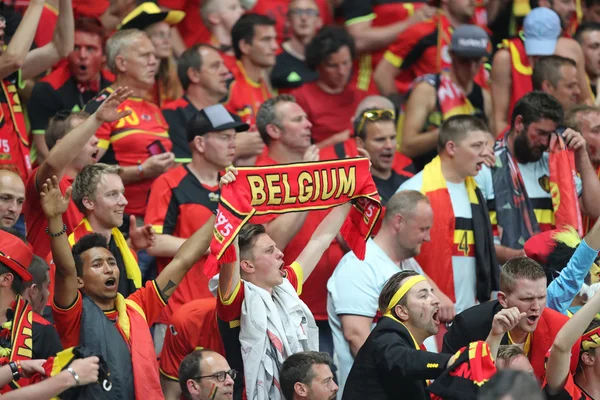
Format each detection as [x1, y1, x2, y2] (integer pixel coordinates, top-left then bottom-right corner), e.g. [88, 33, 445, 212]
[1, 0, 600, 399]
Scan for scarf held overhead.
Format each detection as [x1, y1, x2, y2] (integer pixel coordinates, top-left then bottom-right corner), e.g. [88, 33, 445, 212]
[417, 156, 498, 303]
[204, 158, 381, 276]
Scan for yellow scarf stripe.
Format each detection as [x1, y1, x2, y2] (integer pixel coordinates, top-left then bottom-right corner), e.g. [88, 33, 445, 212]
[421, 156, 478, 204]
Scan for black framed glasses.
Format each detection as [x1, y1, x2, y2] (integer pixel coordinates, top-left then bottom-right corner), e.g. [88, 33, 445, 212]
[288, 8, 320, 17]
[356, 109, 395, 133]
[194, 369, 237, 382]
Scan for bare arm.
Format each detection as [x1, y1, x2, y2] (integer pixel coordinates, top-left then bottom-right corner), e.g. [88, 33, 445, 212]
[296, 203, 352, 282]
[373, 59, 400, 96]
[146, 234, 188, 258]
[494, 244, 526, 264]
[340, 314, 372, 356]
[490, 49, 512, 137]
[218, 238, 241, 302]
[170, 27, 187, 58]
[0, 0, 45, 79]
[32, 134, 49, 165]
[265, 212, 309, 251]
[161, 376, 182, 400]
[36, 87, 133, 189]
[21, 0, 75, 80]
[547, 290, 600, 393]
[41, 177, 78, 309]
[483, 88, 494, 135]
[399, 82, 438, 158]
[155, 215, 215, 301]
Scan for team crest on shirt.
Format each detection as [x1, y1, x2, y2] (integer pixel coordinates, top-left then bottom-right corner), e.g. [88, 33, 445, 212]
[141, 114, 151, 121]
[169, 324, 178, 336]
[95, 93, 108, 102]
[209, 192, 220, 202]
[539, 175, 550, 193]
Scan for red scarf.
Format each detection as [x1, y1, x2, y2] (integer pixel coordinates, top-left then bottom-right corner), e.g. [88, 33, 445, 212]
[438, 74, 475, 118]
[204, 158, 381, 276]
[0, 296, 34, 392]
[501, 36, 532, 134]
[549, 135, 582, 235]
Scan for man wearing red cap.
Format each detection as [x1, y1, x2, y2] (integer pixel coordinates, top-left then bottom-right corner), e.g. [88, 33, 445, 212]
[0, 230, 63, 392]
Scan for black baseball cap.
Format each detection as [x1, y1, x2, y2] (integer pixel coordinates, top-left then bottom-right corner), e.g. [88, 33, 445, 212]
[187, 104, 250, 142]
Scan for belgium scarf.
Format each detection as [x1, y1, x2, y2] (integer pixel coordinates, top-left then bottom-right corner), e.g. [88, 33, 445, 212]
[428, 341, 497, 400]
[0, 296, 34, 392]
[113, 291, 164, 400]
[500, 35, 532, 134]
[416, 156, 498, 303]
[69, 218, 142, 290]
[204, 158, 381, 276]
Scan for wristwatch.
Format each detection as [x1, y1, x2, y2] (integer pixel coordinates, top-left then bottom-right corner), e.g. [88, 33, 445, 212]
[8, 361, 20, 381]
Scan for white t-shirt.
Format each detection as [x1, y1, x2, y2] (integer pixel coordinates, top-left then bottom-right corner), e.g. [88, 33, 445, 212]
[398, 172, 478, 314]
[327, 238, 426, 396]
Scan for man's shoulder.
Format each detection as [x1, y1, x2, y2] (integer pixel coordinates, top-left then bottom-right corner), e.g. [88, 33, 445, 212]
[161, 96, 190, 112]
[37, 64, 72, 90]
[456, 300, 502, 323]
[398, 170, 424, 193]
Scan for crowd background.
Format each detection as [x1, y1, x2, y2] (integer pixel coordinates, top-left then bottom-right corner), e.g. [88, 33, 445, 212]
[0, 0, 600, 399]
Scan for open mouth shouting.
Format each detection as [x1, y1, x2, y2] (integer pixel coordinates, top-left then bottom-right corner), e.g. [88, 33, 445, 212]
[432, 308, 441, 325]
[526, 314, 540, 326]
[104, 277, 117, 290]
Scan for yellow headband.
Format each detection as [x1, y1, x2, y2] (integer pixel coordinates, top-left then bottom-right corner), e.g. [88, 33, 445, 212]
[384, 275, 426, 314]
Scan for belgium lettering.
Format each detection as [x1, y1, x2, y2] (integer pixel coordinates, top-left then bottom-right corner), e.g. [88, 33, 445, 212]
[246, 166, 357, 206]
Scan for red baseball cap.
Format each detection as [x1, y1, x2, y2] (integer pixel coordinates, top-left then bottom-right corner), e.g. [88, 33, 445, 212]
[0, 230, 33, 281]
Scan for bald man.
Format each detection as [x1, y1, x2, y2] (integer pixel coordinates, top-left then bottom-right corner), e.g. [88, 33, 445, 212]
[0, 170, 25, 229]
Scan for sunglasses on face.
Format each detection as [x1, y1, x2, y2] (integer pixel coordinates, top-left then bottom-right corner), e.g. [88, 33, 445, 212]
[193, 369, 237, 382]
[357, 109, 395, 133]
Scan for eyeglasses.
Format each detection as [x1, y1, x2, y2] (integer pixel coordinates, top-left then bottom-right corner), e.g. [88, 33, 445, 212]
[356, 109, 395, 134]
[288, 8, 320, 17]
[194, 369, 237, 382]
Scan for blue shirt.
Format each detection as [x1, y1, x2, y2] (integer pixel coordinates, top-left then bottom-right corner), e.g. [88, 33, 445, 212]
[547, 239, 599, 315]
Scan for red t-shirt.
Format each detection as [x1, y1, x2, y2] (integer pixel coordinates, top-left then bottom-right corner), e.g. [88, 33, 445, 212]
[543, 373, 592, 400]
[84, 88, 173, 216]
[292, 82, 368, 144]
[52, 280, 167, 349]
[145, 165, 218, 324]
[159, 298, 225, 380]
[158, 0, 210, 48]
[24, 167, 83, 257]
[255, 153, 345, 320]
[223, 61, 273, 128]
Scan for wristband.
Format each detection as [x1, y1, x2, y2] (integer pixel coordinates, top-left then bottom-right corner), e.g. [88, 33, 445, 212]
[67, 367, 80, 386]
[137, 162, 144, 177]
[46, 223, 67, 237]
[8, 361, 19, 381]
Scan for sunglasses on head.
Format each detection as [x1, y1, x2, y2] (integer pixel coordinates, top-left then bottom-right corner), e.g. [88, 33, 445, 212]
[357, 109, 395, 133]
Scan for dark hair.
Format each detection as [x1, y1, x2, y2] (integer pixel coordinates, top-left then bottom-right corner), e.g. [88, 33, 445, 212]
[499, 256, 546, 294]
[21, 255, 49, 291]
[72, 233, 109, 277]
[256, 94, 297, 145]
[532, 55, 577, 91]
[574, 21, 600, 42]
[74, 17, 105, 49]
[478, 370, 543, 400]
[177, 43, 220, 90]
[238, 224, 266, 261]
[305, 26, 356, 70]
[510, 91, 564, 131]
[378, 270, 420, 316]
[231, 13, 276, 60]
[45, 110, 91, 150]
[437, 114, 490, 152]
[179, 349, 216, 399]
[280, 352, 334, 400]
[0, 226, 27, 244]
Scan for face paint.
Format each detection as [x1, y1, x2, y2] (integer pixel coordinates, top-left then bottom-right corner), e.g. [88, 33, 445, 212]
[210, 383, 218, 400]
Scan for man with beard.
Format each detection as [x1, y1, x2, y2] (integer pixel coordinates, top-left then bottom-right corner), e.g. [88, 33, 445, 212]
[28, 17, 113, 164]
[399, 115, 499, 316]
[342, 270, 524, 400]
[443, 257, 581, 381]
[327, 190, 452, 395]
[279, 352, 338, 400]
[161, 44, 231, 163]
[475, 91, 600, 263]
[565, 105, 600, 233]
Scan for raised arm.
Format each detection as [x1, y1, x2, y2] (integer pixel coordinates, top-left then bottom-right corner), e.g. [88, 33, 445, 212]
[40, 176, 78, 309]
[36, 87, 133, 189]
[154, 214, 215, 301]
[21, 0, 74, 80]
[399, 81, 438, 158]
[0, 0, 45, 79]
[296, 202, 352, 282]
[490, 49, 512, 137]
[546, 288, 600, 393]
